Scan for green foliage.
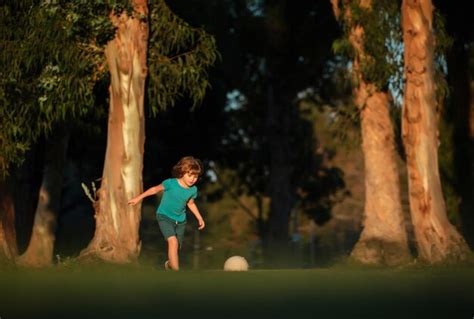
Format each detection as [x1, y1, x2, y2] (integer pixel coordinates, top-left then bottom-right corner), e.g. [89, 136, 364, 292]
[61, 0, 131, 46]
[333, 0, 403, 93]
[432, 11, 452, 109]
[433, 10, 453, 59]
[0, 0, 217, 175]
[331, 38, 353, 58]
[147, 0, 218, 114]
[0, 1, 113, 175]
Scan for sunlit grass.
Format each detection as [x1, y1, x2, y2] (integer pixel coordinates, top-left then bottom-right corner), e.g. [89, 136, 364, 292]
[1, 261, 473, 319]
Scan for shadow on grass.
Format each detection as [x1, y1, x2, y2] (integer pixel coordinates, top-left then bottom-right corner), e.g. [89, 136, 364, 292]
[0, 262, 473, 319]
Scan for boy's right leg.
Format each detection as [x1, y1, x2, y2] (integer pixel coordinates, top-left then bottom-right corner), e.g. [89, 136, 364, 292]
[167, 236, 179, 270]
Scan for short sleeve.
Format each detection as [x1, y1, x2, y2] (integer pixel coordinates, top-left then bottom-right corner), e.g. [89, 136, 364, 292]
[191, 187, 198, 199]
[162, 178, 173, 190]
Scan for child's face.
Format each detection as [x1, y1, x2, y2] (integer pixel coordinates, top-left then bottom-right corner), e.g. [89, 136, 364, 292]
[182, 171, 199, 187]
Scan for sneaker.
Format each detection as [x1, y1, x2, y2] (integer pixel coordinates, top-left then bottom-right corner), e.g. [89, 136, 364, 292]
[164, 260, 170, 270]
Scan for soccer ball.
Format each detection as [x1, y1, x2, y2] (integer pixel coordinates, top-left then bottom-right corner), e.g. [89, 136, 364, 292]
[223, 255, 249, 271]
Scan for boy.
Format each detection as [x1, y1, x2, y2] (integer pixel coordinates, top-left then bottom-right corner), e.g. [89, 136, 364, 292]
[128, 156, 205, 270]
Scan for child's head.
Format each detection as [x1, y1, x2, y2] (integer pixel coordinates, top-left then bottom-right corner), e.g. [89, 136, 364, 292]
[172, 156, 203, 178]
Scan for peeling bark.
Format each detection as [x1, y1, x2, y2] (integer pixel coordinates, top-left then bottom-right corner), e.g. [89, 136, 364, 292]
[334, 0, 411, 265]
[79, 1, 148, 263]
[401, 0, 470, 263]
[351, 89, 411, 265]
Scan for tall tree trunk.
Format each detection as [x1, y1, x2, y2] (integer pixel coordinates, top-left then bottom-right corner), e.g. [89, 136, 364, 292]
[333, 0, 411, 265]
[264, 83, 294, 267]
[401, 0, 469, 263]
[11, 145, 43, 253]
[17, 127, 69, 267]
[446, 41, 474, 248]
[470, 81, 474, 139]
[352, 90, 411, 265]
[79, 1, 148, 263]
[0, 178, 18, 264]
[469, 80, 474, 243]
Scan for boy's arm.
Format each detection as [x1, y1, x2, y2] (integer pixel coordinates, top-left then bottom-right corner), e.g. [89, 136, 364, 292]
[187, 199, 205, 230]
[128, 184, 164, 205]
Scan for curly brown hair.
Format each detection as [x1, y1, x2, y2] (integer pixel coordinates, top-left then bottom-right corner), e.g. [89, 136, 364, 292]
[171, 156, 203, 178]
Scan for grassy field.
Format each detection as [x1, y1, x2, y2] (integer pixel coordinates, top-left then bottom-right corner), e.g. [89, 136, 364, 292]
[0, 264, 473, 319]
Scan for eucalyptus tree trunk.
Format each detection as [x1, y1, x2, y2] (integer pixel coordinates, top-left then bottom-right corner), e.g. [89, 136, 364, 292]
[80, 1, 148, 263]
[352, 89, 411, 265]
[0, 178, 18, 263]
[401, 0, 469, 263]
[17, 128, 69, 267]
[332, 0, 410, 265]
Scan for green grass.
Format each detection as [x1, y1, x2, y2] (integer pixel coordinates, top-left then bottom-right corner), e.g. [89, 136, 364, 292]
[0, 264, 473, 319]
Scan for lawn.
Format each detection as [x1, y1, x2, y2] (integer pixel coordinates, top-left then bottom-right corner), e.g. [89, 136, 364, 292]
[0, 264, 473, 319]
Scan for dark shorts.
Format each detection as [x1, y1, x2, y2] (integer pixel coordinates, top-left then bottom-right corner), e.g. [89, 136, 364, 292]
[156, 214, 186, 247]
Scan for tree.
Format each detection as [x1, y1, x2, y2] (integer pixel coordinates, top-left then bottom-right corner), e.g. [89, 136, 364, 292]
[0, 1, 105, 265]
[0, 178, 17, 263]
[201, 0, 342, 266]
[77, 0, 150, 263]
[435, 0, 474, 248]
[401, 0, 470, 263]
[17, 128, 70, 266]
[331, 0, 410, 265]
[1, 0, 216, 265]
[79, 0, 217, 263]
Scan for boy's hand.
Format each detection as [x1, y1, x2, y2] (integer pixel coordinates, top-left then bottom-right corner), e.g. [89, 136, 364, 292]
[198, 218, 205, 230]
[128, 198, 140, 206]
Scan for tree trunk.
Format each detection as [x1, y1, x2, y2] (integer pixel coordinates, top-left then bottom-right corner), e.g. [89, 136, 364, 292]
[333, 0, 411, 265]
[0, 178, 18, 264]
[467, 80, 474, 246]
[470, 81, 474, 140]
[446, 41, 474, 248]
[16, 127, 69, 267]
[79, 1, 148, 263]
[351, 90, 412, 265]
[264, 83, 294, 267]
[10, 145, 43, 254]
[401, 0, 470, 263]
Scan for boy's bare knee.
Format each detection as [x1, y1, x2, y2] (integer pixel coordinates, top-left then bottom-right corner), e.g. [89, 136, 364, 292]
[167, 236, 179, 247]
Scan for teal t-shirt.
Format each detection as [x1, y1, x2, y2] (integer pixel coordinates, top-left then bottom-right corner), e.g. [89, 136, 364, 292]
[156, 178, 198, 222]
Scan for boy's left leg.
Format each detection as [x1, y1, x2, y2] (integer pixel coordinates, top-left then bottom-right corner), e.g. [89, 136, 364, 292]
[157, 214, 186, 271]
[167, 236, 179, 270]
